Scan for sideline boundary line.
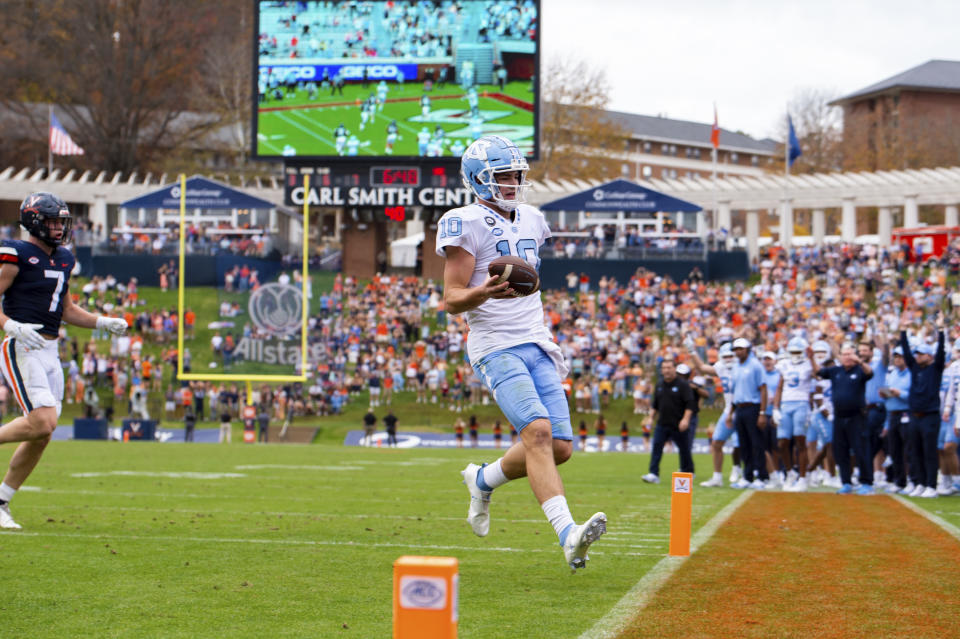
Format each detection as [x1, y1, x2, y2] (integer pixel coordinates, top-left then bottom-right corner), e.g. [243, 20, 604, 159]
[578, 491, 753, 639]
[891, 494, 960, 542]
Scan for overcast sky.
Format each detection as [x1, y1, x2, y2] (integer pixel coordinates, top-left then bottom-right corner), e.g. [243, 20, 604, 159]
[540, 0, 960, 141]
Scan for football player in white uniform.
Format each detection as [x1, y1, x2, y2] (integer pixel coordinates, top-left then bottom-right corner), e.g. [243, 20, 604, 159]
[687, 342, 741, 487]
[0, 193, 127, 529]
[437, 135, 606, 572]
[774, 338, 815, 491]
[806, 340, 839, 488]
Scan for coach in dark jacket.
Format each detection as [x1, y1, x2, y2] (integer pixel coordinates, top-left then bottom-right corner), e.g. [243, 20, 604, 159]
[810, 342, 873, 494]
[899, 314, 946, 496]
[642, 360, 694, 483]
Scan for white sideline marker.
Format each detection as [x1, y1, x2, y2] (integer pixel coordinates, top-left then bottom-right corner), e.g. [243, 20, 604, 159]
[578, 491, 753, 639]
[892, 494, 960, 542]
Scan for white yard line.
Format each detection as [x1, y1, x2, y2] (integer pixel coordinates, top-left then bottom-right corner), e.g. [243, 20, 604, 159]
[891, 494, 960, 542]
[578, 491, 754, 639]
[0, 529, 661, 559]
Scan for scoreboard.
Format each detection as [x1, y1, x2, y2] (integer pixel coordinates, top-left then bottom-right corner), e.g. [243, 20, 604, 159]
[284, 164, 470, 221]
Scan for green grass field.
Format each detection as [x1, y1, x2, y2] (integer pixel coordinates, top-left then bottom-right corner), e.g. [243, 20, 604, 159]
[2, 442, 959, 638]
[0, 441, 733, 638]
[255, 80, 535, 158]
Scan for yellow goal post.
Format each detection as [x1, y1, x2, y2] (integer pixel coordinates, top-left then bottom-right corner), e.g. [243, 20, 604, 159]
[174, 173, 311, 401]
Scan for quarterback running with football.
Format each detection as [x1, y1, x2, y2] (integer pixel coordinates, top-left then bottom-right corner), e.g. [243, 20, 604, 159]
[0, 193, 127, 529]
[437, 135, 606, 572]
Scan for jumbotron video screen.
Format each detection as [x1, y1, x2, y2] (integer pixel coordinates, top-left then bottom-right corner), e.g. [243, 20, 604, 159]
[253, 0, 540, 161]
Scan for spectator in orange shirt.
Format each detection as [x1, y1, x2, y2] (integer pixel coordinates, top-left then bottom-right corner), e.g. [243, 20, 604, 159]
[184, 308, 196, 338]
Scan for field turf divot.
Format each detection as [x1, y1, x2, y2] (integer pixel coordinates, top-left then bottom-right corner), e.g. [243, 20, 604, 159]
[579, 491, 753, 639]
[618, 493, 960, 639]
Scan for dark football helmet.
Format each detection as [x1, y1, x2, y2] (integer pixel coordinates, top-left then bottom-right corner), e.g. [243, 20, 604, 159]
[19, 192, 73, 246]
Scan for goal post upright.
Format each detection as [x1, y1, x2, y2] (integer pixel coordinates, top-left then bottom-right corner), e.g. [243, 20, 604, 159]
[175, 173, 311, 386]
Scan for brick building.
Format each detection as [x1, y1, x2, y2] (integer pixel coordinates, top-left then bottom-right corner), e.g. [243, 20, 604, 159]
[603, 110, 778, 181]
[832, 59, 960, 172]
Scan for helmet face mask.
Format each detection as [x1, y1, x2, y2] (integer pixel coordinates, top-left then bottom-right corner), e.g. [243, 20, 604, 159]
[787, 337, 808, 364]
[19, 192, 73, 247]
[461, 135, 530, 211]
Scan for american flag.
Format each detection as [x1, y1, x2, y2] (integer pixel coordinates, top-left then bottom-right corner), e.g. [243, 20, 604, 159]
[49, 112, 85, 156]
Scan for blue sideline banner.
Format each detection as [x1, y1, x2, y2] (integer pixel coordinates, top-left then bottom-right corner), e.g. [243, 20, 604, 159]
[343, 430, 718, 454]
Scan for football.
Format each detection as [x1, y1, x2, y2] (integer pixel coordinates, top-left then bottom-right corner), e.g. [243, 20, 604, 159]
[488, 256, 540, 297]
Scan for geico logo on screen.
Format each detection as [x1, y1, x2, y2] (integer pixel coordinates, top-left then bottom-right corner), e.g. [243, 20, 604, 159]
[339, 64, 399, 79]
[268, 65, 317, 79]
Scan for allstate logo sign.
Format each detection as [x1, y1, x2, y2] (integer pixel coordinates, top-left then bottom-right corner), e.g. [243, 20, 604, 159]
[399, 576, 446, 609]
[593, 189, 605, 201]
[248, 283, 302, 336]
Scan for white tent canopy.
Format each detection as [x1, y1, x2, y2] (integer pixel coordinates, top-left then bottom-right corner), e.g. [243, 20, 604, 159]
[390, 232, 424, 268]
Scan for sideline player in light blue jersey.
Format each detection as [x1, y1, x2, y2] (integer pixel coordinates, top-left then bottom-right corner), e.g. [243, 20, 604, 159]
[0, 193, 127, 529]
[881, 346, 912, 493]
[774, 338, 815, 491]
[806, 340, 839, 488]
[687, 342, 742, 488]
[436, 135, 606, 572]
[728, 338, 768, 488]
[761, 351, 782, 487]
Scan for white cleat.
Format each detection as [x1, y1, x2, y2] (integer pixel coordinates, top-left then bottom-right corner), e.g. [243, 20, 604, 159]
[641, 473, 660, 484]
[0, 503, 21, 530]
[920, 487, 939, 498]
[700, 476, 724, 488]
[728, 466, 742, 484]
[786, 477, 808, 492]
[908, 484, 926, 497]
[461, 463, 491, 537]
[563, 512, 607, 573]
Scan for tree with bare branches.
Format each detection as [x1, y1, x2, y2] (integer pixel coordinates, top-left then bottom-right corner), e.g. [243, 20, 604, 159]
[0, 0, 227, 173]
[775, 88, 844, 174]
[531, 57, 629, 183]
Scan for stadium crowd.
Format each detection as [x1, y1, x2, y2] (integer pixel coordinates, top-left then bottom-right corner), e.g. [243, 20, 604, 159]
[11, 225, 960, 500]
[258, 0, 534, 61]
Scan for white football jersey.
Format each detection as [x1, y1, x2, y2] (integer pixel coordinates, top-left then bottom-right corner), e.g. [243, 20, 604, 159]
[777, 360, 814, 403]
[714, 359, 735, 403]
[941, 360, 960, 406]
[436, 201, 554, 366]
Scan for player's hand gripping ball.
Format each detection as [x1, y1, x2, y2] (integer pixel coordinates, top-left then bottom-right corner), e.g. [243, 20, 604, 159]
[488, 256, 540, 297]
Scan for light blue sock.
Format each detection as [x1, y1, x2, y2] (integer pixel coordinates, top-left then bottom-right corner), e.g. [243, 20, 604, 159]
[476, 464, 493, 491]
[476, 459, 509, 492]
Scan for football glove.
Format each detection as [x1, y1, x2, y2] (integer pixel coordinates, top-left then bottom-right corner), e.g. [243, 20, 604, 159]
[772, 408, 782, 425]
[3, 319, 47, 349]
[96, 316, 128, 335]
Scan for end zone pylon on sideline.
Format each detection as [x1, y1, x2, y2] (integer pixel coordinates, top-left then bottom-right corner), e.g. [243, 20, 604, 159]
[669, 472, 693, 556]
[393, 555, 458, 638]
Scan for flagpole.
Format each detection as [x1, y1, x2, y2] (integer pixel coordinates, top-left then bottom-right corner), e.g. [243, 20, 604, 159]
[711, 103, 719, 244]
[48, 104, 53, 176]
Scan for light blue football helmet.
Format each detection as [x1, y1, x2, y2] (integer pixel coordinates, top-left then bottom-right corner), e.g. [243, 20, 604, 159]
[719, 342, 735, 362]
[812, 340, 831, 364]
[460, 135, 530, 210]
[787, 337, 809, 362]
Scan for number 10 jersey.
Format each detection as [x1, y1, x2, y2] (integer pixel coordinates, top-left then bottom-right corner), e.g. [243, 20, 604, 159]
[436, 202, 552, 365]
